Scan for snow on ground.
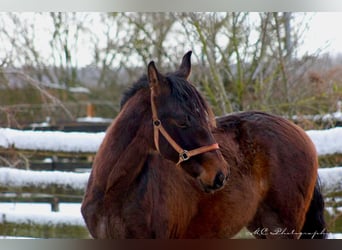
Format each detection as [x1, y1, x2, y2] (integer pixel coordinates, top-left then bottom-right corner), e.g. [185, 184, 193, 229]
[325, 206, 342, 216]
[0, 126, 341, 155]
[0, 200, 341, 239]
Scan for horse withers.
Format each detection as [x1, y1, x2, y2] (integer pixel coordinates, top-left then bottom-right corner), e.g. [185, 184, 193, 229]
[81, 51, 326, 239]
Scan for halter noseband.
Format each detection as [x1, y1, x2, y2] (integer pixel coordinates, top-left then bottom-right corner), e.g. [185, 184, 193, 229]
[150, 86, 219, 166]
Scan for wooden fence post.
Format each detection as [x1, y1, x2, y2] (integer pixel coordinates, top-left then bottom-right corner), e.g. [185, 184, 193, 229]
[51, 197, 60, 212]
[87, 103, 95, 118]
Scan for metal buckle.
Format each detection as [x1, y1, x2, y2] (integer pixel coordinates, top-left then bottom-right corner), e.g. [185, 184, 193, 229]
[179, 150, 190, 161]
[153, 119, 161, 127]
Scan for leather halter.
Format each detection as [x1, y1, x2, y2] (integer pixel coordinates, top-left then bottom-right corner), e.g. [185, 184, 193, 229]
[150, 86, 219, 166]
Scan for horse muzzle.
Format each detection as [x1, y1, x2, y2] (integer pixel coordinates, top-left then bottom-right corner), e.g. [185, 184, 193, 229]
[198, 170, 229, 193]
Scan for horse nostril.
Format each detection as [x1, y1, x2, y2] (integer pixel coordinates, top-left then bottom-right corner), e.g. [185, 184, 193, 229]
[213, 171, 225, 189]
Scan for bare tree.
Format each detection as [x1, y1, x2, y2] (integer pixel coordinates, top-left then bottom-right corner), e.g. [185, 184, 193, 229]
[0, 13, 91, 125]
[174, 12, 318, 116]
[0, 12, 339, 127]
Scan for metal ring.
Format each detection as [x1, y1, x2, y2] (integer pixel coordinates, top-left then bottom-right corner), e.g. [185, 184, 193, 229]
[153, 120, 161, 127]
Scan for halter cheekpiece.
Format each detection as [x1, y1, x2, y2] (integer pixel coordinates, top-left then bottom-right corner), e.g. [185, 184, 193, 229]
[150, 86, 219, 166]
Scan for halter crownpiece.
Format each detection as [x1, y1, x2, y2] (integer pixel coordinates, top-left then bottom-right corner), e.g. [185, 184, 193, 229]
[150, 86, 220, 166]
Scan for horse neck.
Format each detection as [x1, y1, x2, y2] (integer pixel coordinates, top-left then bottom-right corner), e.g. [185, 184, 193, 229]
[93, 92, 154, 193]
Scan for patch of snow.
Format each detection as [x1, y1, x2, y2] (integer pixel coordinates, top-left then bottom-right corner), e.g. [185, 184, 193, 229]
[76, 116, 112, 123]
[321, 111, 342, 122]
[318, 167, 342, 196]
[0, 210, 84, 226]
[30, 122, 50, 128]
[327, 233, 342, 239]
[41, 82, 90, 94]
[0, 167, 89, 190]
[0, 128, 105, 153]
[292, 111, 342, 122]
[0, 236, 35, 239]
[69, 86, 90, 94]
[0, 202, 84, 226]
[29, 117, 52, 129]
[306, 127, 342, 155]
[325, 206, 342, 216]
[42, 158, 53, 163]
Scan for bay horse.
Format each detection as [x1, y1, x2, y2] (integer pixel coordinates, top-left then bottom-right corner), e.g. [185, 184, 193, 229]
[81, 51, 326, 239]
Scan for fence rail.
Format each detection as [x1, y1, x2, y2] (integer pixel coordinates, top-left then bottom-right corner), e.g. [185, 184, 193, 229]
[0, 127, 341, 238]
[0, 167, 89, 238]
[1, 127, 342, 171]
[0, 167, 87, 205]
[0, 166, 341, 238]
[0, 166, 341, 199]
[1, 127, 341, 156]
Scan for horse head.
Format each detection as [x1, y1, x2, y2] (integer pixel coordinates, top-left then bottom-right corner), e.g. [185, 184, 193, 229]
[148, 51, 229, 192]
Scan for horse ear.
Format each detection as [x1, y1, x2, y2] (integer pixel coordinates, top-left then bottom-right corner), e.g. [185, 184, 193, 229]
[148, 61, 168, 95]
[177, 51, 192, 80]
[148, 61, 160, 89]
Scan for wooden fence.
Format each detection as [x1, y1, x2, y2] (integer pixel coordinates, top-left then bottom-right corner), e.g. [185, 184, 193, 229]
[0, 166, 341, 238]
[0, 128, 341, 238]
[0, 167, 89, 238]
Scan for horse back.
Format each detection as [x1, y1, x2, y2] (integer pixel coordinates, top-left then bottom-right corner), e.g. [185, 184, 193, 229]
[215, 111, 318, 170]
[214, 111, 318, 236]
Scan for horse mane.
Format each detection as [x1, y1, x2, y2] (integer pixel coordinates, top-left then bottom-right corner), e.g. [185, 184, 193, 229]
[120, 73, 216, 127]
[120, 75, 149, 109]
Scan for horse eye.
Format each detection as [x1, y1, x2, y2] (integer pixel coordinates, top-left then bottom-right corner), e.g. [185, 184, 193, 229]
[169, 115, 191, 129]
[175, 115, 191, 128]
[168, 118, 186, 128]
[176, 121, 188, 128]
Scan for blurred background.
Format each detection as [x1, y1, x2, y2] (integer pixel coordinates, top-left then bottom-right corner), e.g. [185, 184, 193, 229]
[0, 12, 341, 129]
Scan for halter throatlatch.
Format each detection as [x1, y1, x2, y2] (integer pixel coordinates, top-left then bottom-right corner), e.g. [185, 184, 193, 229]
[150, 87, 219, 166]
